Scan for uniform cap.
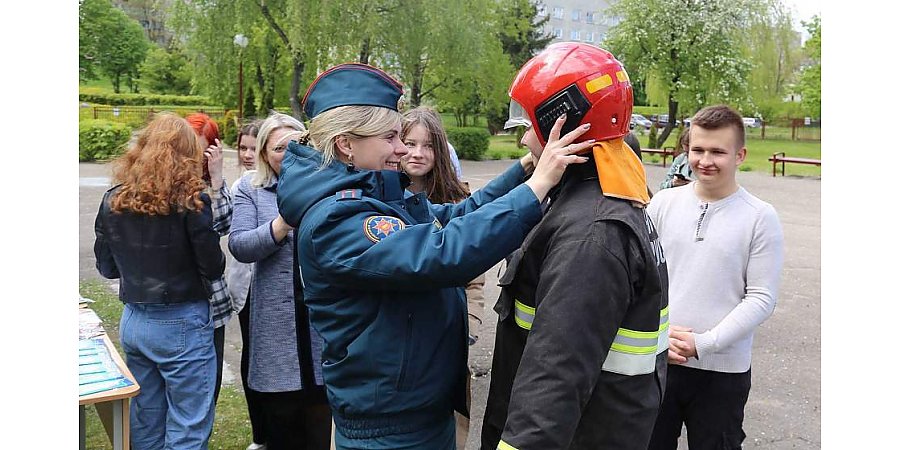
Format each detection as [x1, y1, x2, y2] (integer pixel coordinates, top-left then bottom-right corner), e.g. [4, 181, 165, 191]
[302, 63, 404, 119]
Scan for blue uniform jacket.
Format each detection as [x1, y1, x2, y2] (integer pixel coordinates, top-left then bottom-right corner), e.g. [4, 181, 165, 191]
[276, 142, 543, 439]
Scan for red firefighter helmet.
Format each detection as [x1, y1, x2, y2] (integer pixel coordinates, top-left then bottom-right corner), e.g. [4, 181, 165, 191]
[505, 42, 633, 147]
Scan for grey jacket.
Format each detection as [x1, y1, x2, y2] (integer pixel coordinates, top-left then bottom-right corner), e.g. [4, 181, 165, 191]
[228, 173, 324, 392]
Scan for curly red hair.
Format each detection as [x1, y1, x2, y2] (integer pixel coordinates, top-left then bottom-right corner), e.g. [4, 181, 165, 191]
[185, 112, 220, 145]
[110, 113, 207, 215]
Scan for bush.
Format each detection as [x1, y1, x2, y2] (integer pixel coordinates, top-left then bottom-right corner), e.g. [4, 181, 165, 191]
[220, 110, 238, 147]
[648, 123, 659, 149]
[79, 120, 132, 162]
[446, 127, 490, 161]
[79, 89, 214, 106]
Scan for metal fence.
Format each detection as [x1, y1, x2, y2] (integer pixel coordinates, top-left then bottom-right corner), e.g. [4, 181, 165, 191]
[82, 105, 230, 125]
[745, 118, 821, 141]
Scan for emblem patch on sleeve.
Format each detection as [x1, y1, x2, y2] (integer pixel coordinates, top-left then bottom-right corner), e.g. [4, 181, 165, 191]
[364, 215, 406, 243]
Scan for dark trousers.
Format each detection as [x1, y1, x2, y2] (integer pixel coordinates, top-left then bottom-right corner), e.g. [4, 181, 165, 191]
[256, 387, 332, 450]
[239, 296, 268, 445]
[648, 364, 751, 450]
[213, 325, 225, 403]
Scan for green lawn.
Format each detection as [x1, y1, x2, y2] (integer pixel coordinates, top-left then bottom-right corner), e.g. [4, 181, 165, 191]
[634, 133, 821, 177]
[486, 132, 820, 177]
[80, 280, 252, 450]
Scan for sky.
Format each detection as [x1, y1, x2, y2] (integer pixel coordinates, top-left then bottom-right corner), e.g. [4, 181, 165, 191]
[783, 0, 820, 39]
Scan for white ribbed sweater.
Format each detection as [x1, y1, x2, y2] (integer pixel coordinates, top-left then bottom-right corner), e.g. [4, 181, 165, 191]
[648, 184, 784, 373]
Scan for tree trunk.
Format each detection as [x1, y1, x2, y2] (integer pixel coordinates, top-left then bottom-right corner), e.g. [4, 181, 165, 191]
[289, 54, 304, 119]
[410, 76, 422, 107]
[257, 0, 303, 118]
[656, 96, 679, 148]
[290, 52, 304, 120]
[358, 37, 371, 65]
[112, 73, 121, 93]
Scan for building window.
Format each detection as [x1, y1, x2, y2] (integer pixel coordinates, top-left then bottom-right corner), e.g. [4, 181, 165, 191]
[537, 4, 547, 16]
[552, 6, 564, 19]
[570, 30, 579, 40]
[597, 32, 606, 42]
[571, 9, 580, 21]
[553, 28, 563, 38]
[585, 31, 595, 42]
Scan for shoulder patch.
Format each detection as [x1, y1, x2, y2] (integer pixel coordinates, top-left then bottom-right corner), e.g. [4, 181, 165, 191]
[336, 189, 363, 201]
[364, 215, 406, 243]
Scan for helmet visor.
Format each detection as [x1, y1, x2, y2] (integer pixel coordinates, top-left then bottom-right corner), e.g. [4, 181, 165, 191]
[504, 100, 532, 130]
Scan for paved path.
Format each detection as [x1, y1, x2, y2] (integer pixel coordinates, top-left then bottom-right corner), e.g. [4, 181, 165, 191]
[79, 155, 820, 449]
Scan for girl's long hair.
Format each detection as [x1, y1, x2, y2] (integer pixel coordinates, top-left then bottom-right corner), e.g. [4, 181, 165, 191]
[110, 113, 206, 215]
[401, 107, 469, 203]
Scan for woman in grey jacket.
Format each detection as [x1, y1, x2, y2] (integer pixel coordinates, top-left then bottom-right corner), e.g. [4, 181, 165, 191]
[228, 112, 331, 450]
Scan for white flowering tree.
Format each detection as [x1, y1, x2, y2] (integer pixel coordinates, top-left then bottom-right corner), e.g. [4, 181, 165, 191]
[606, 0, 755, 146]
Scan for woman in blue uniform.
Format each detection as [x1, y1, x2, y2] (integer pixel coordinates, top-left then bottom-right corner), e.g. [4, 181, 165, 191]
[276, 63, 593, 449]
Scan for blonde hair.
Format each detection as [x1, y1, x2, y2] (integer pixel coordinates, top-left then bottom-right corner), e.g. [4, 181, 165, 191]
[252, 112, 306, 187]
[308, 105, 402, 168]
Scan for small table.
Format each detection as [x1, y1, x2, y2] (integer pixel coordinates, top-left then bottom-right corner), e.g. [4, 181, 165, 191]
[79, 332, 140, 450]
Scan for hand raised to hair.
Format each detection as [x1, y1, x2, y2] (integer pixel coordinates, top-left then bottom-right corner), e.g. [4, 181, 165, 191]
[205, 138, 225, 191]
[524, 114, 595, 202]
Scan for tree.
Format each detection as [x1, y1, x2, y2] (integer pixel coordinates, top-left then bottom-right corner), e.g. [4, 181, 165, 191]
[798, 15, 820, 119]
[496, 0, 554, 68]
[606, 0, 755, 146]
[139, 45, 192, 95]
[80, 0, 150, 91]
[742, 0, 803, 120]
[487, 0, 554, 132]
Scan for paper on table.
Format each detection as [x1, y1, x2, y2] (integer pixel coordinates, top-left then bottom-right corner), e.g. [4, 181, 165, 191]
[77, 337, 133, 396]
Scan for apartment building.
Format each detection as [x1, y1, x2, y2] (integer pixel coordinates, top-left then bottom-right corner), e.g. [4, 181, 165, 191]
[536, 0, 619, 46]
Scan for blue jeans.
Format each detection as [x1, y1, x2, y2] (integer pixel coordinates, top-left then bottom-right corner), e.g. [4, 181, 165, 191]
[120, 301, 216, 450]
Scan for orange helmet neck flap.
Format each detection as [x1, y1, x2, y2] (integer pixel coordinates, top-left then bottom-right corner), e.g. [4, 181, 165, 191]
[506, 42, 633, 147]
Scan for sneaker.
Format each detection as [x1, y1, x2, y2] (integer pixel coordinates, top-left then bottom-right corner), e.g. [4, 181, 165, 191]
[246, 443, 266, 450]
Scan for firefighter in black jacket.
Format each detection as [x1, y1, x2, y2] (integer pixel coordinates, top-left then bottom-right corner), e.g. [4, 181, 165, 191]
[480, 42, 670, 450]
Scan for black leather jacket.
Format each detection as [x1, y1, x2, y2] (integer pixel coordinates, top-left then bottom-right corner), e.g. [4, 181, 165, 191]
[94, 185, 225, 304]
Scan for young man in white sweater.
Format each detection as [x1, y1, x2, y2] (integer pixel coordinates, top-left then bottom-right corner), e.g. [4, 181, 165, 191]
[646, 105, 784, 450]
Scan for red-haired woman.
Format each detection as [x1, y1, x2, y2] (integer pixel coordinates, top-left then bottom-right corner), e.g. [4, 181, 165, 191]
[94, 113, 224, 449]
[185, 112, 235, 407]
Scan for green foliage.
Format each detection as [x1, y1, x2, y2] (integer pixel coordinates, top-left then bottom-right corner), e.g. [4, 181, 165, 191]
[221, 110, 239, 147]
[79, 120, 133, 162]
[648, 123, 658, 149]
[139, 45, 193, 95]
[79, 89, 214, 106]
[607, 0, 755, 131]
[495, 0, 554, 68]
[79, 0, 151, 93]
[243, 87, 256, 119]
[447, 127, 490, 160]
[634, 106, 667, 117]
[798, 15, 821, 118]
[742, 0, 803, 117]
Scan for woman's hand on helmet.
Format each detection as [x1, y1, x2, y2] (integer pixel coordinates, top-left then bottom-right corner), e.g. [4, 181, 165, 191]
[525, 114, 594, 202]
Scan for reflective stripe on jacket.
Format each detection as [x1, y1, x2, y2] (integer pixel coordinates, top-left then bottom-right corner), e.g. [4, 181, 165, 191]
[481, 160, 669, 450]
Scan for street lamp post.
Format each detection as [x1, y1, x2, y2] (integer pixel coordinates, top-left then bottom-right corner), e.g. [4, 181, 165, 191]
[234, 34, 249, 123]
